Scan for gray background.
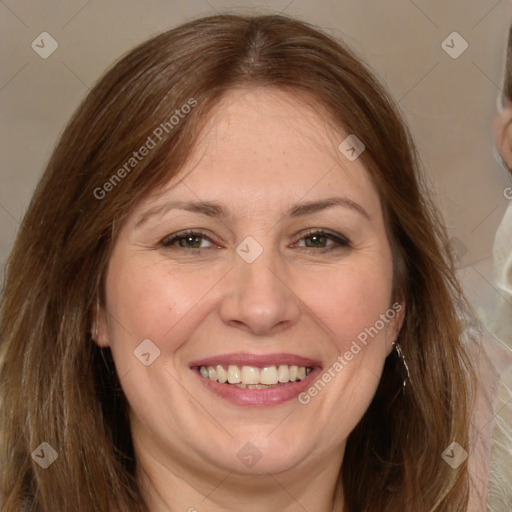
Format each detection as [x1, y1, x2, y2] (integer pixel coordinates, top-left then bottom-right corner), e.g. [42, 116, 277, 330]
[1, 0, 511, 318]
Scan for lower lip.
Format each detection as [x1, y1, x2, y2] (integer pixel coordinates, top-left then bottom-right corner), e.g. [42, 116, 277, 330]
[193, 367, 323, 407]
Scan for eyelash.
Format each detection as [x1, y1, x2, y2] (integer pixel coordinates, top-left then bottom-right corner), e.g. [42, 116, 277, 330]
[160, 229, 351, 253]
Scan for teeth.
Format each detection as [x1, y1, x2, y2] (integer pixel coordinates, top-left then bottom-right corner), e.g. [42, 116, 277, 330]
[227, 365, 241, 384]
[260, 366, 278, 385]
[199, 364, 313, 386]
[216, 364, 228, 383]
[278, 365, 289, 383]
[208, 366, 217, 381]
[241, 366, 260, 384]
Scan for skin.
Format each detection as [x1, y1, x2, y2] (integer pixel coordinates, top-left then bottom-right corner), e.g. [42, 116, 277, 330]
[493, 96, 512, 174]
[94, 87, 404, 512]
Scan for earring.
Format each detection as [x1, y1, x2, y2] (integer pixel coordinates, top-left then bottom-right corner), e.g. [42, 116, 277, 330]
[394, 342, 411, 395]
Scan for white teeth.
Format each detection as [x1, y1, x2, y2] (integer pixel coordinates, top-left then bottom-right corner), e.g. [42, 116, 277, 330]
[198, 363, 313, 386]
[227, 365, 241, 384]
[278, 365, 289, 383]
[216, 364, 228, 383]
[241, 366, 260, 385]
[260, 366, 279, 385]
[208, 366, 217, 381]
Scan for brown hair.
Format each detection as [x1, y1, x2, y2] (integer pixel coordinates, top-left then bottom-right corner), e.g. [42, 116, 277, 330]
[0, 13, 474, 511]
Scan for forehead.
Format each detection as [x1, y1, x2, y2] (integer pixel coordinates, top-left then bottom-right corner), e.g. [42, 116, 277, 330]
[137, 87, 381, 219]
[187, 87, 350, 176]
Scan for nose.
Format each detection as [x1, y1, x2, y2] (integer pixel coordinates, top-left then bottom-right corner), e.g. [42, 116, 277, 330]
[219, 249, 301, 336]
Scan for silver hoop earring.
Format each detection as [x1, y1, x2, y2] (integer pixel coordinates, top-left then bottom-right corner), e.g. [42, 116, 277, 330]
[394, 343, 411, 395]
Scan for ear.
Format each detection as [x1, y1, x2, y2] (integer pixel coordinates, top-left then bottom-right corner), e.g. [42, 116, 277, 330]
[90, 302, 109, 347]
[492, 99, 512, 175]
[385, 300, 405, 356]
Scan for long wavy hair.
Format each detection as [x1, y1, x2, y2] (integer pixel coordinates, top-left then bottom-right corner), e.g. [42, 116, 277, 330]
[0, 13, 474, 511]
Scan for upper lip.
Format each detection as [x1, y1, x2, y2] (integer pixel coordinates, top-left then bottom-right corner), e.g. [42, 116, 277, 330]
[189, 352, 322, 368]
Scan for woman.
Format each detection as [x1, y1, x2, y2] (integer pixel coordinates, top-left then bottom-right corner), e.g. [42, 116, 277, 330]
[485, 23, 512, 511]
[491, 25, 512, 351]
[0, 14, 476, 511]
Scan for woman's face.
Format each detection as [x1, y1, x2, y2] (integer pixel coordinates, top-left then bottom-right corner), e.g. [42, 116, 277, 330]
[493, 96, 512, 174]
[97, 88, 403, 485]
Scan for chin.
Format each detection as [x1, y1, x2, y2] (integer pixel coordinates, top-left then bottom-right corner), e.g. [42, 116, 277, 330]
[211, 432, 312, 476]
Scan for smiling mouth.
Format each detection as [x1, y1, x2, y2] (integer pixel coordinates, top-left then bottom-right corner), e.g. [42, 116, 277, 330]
[197, 364, 313, 389]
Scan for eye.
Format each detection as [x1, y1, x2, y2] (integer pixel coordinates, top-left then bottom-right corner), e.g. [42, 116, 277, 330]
[160, 229, 350, 252]
[161, 230, 218, 249]
[293, 229, 351, 252]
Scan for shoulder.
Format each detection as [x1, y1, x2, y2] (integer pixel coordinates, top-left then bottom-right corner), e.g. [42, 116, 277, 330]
[493, 200, 512, 295]
[486, 364, 512, 511]
[463, 327, 512, 510]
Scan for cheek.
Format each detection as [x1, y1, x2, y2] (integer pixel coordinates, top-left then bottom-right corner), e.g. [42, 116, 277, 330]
[294, 263, 396, 444]
[503, 123, 512, 168]
[103, 257, 222, 354]
[297, 257, 394, 352]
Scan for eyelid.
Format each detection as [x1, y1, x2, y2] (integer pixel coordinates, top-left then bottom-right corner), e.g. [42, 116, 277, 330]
[296, 227, 350, 242]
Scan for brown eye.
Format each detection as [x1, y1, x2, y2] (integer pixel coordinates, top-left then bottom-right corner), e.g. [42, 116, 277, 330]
[304, 233, 329, 248]
[295, 230, 350, 252]
[161, 231, 215, 249]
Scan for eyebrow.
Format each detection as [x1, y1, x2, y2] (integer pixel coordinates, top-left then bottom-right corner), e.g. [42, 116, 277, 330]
[135, 196, 370, 227]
